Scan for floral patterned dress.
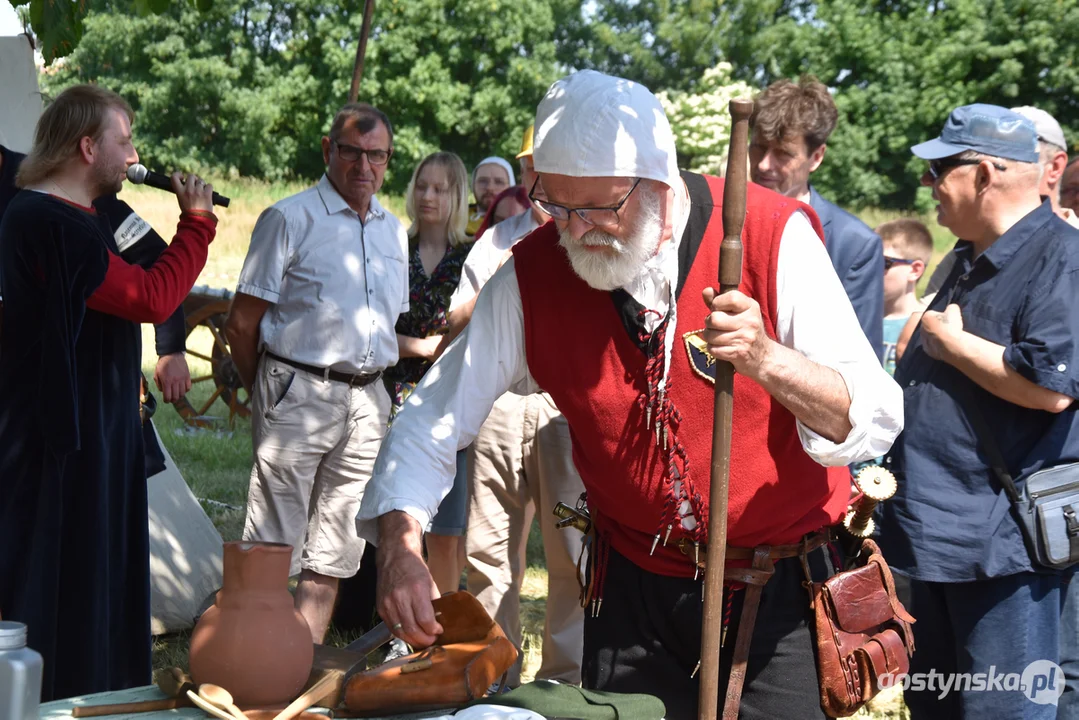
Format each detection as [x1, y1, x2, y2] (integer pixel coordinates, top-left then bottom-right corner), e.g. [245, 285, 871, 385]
[384, 237, 472, 419]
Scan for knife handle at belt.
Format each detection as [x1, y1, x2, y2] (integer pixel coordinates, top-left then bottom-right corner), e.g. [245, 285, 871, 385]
[72, 697, 187, 717]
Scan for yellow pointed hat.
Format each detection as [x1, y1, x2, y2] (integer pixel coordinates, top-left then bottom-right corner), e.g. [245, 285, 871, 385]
[516, 124, 534, 159]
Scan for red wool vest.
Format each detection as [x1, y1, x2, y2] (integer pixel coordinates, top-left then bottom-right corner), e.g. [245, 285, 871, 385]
[513, 173, 849, 578]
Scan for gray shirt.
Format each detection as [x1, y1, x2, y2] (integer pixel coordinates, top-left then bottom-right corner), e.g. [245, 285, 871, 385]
[236, 174, 409, 374]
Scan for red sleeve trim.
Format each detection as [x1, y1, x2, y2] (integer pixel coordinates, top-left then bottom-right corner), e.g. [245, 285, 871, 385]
[86, 213, 216, 324]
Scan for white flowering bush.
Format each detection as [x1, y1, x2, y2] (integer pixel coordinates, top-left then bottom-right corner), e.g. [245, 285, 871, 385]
[657, 62, 755, 176]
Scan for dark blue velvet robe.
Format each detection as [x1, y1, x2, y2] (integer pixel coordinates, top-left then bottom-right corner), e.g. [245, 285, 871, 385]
[0, 190, 153, 701]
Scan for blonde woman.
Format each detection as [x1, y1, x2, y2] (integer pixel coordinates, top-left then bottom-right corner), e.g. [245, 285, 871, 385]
[383, 151, 472, 598]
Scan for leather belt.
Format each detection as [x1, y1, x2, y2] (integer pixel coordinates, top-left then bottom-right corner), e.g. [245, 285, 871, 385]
[681, 528, 833, 719]
[677, 528, 833, 570]
[265, 351, 382, 388]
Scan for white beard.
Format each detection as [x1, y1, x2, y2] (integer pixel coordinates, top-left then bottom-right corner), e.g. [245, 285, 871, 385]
[557, 188, 663, 291]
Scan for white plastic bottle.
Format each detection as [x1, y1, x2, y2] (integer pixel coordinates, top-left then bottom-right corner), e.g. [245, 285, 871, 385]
[0, 621, 43, 720]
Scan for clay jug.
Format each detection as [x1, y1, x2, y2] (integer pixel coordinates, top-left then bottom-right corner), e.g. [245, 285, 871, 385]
[189, 541, 313, 707]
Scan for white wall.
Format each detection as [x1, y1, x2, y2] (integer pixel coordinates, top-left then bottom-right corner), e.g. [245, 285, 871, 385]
[0, 35, 42, 153]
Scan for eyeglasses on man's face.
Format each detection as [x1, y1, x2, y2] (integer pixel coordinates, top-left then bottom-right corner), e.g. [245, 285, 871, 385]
[884, 256, 917, 272]
[333, 140, 391, 166]
[528, 177, 641, 228]
[927, 157, 1006, 181]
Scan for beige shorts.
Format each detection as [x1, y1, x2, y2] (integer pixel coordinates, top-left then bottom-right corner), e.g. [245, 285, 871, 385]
[242, 355, 390, 578]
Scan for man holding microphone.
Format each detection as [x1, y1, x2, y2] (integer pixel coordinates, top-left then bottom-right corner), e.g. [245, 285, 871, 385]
[0, 84, 218, 700]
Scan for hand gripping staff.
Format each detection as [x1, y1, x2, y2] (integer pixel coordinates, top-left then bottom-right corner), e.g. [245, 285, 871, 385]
[698, 97, 753, 720]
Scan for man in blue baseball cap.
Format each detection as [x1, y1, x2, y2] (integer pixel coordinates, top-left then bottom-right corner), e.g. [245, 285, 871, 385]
[879, 103, 1079, 719]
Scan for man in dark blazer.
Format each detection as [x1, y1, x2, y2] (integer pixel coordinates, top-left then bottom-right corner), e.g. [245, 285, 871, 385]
[748, 76, 885, 361]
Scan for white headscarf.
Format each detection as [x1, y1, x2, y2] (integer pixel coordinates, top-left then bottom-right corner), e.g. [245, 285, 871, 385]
[531, 69, 685, 400]
[532, 70, 680, 190]
[471, 156, 516, 188]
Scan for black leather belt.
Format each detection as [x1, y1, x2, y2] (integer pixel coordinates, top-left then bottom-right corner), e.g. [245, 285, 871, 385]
[265, 351, 382, 387]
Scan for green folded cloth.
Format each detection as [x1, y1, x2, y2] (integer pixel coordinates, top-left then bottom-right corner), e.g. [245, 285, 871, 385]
[468, 679, 666, 720]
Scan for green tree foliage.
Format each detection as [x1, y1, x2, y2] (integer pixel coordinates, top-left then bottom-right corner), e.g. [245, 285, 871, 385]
[716, 0, 1079, 208]
[355, 0, 569, 186]
[657, 62, 753, 175]
[38, 0, 1079, 209]
[10, 0, 85, 64]
[557, 0, 726, 93]
[7, 0, 208, 65]
[41, 0, 324, 181]
[582, 0, 1079, 209]
[42, 0, 566, 191]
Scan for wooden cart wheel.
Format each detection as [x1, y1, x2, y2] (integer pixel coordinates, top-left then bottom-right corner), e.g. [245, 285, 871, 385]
[172, 295, 251, 428]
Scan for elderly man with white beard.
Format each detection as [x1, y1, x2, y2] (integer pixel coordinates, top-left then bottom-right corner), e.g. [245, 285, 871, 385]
[357, 70, 903, 719]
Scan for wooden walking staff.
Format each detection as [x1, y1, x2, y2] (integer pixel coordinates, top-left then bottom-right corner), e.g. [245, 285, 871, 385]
[698, 97, 754, 720]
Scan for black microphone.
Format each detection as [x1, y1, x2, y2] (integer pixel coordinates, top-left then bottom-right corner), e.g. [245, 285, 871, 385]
[126, 164, 231, 208]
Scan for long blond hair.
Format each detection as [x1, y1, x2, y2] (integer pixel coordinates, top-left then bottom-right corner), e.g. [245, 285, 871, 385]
[16, 84, 134, 188]
[405, 152, 469, 246]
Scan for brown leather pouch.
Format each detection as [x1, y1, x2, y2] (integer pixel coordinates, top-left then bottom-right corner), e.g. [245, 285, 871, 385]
[809, 539, 915, 718]
[342, 592, 519, 716]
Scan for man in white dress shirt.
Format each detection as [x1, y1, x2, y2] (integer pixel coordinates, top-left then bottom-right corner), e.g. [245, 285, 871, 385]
[358, 72, 902, 717]
[226, 102, 409, 643]
[446, 125, 586, 686]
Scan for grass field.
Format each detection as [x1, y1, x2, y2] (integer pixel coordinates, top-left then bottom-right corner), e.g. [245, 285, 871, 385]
[131, 180, 931, 717]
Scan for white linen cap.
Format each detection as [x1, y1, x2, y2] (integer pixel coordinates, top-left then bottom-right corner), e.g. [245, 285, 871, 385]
[472, 156, 516, 187]
[532, 70, 680, 189]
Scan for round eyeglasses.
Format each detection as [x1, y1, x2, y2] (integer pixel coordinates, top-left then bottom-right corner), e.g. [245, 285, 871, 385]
[528, 178, 641, 227]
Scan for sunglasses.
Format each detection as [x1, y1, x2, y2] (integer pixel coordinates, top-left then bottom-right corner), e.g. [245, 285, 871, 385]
[927, 157, 1007, 181]
[884, 256, 916, 271]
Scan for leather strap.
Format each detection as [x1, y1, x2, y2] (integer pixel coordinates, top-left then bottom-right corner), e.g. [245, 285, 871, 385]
[265, 351, 382, 387]
[858, 539, 916, 627]
[864, 636, 889, 676]
[722, 547, 774, 720]
[681, 529, 832, 569]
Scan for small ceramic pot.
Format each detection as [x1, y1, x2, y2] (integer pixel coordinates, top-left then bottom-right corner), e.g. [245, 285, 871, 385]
[189, 542, 313, 707]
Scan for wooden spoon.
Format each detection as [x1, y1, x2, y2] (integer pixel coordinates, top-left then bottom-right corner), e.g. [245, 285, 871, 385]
[199, 684, 249, 720]
[186, 689, 238, 720]
[271, 674, 336, 720]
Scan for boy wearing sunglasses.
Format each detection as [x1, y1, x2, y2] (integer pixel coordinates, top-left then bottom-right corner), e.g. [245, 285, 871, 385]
[877, 219, 932, 375]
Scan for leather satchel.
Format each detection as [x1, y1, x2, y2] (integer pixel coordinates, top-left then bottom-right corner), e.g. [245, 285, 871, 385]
[342, 592, 518, 716]
[809, 539, 915, 718]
